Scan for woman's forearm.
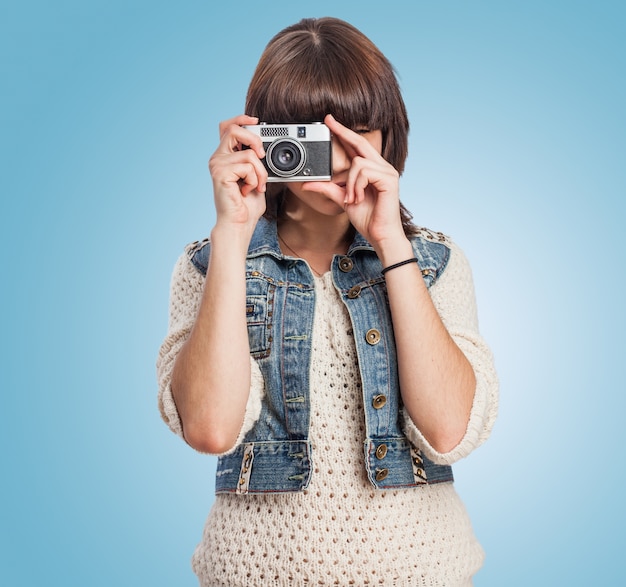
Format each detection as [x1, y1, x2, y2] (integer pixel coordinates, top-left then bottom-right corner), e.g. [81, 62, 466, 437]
[171, 225, 254, 453]
[377, 237, 476, 454]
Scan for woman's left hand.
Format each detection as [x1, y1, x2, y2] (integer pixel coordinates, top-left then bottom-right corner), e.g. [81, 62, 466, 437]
[306, 114, 406, 249]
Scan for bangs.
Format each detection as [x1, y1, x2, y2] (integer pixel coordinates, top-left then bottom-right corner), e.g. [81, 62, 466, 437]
[249, 53, 390, 132]
[246, 28, 397, 133]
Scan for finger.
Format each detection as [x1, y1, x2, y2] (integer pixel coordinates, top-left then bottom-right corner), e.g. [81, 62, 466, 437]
[346, 157, 398, 205]
[300, 180, 347, 207]
[353, 170, 373, 204]
[324, 114, 380, 159]
[217, 118, 266, 159]
[236, 152, 268, 195]
[218, 115, 259, 138]
[210, 150, 268, 193]
[227, 161, 267, 196]
[218, 126, 266, 163]
[345, 157, 372, 204]
[241, 178, 264, 197]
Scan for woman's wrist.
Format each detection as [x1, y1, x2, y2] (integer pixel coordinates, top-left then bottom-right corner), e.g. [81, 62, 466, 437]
[373, 234, 414, 268]
[210, 222, 255, 258]
[381, 257, 419, 275]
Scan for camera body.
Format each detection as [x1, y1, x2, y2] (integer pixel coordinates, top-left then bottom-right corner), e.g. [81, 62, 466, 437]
[244, 122, 332, 182]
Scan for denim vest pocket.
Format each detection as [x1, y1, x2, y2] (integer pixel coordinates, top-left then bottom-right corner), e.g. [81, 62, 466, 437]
[245, 274, 276, 359]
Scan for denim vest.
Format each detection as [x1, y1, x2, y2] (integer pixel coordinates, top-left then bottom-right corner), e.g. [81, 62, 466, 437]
[188, 218, 454, 494]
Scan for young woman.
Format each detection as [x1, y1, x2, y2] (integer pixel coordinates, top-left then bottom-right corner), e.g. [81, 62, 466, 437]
[157, 17, 498, 586]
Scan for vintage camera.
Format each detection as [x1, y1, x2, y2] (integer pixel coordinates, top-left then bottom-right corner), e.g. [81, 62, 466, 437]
[244, 122, 331, 182]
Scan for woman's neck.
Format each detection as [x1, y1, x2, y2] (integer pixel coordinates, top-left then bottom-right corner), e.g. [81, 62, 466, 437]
[279, 193, 353, 251]
[277, 211, 353, 276]
[278, 217, 352, 251]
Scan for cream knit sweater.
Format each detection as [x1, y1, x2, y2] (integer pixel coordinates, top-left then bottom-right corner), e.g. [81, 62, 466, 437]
[157, 235, 498, 586]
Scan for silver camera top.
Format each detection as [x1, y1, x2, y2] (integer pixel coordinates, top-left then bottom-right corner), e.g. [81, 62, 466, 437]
[251, 122, 330, 141]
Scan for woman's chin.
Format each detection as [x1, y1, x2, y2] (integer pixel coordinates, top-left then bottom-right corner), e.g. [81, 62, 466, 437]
[285, 183, 347, 216]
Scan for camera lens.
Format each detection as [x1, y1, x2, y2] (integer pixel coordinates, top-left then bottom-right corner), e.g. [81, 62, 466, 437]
[267, 138, 306, 177]
[277, 148, 296, 167]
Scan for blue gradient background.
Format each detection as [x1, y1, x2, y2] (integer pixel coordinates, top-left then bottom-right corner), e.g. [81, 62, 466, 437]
[2, 1, 624, 585]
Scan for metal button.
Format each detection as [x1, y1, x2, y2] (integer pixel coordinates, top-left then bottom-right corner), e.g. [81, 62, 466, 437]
[372, 394, 387, 409]
[347, 285, 361, 299]
[375, 468, 389, 482]
[339, 257, 354, 272]
[365, 329, 381, 345]
[375, 444, 388, 459]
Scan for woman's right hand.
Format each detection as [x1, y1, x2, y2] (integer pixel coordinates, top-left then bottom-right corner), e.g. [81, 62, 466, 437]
[208, 115, 268, 231]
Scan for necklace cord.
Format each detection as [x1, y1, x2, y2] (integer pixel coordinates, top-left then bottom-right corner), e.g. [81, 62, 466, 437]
[277, 232, 326, 277]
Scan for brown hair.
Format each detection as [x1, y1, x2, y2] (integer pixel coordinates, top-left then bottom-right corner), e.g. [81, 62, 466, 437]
[245, 17, 418, 234]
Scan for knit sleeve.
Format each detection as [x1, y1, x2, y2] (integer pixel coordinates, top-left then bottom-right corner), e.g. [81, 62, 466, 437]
[402, 239, 499, 465]
[156, 250, 265, 453]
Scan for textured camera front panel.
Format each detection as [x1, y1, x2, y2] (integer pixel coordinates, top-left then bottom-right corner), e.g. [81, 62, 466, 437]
[263, 140, 331, 182]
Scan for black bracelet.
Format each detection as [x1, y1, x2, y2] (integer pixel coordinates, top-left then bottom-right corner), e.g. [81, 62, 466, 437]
[381, 257, 419, 276]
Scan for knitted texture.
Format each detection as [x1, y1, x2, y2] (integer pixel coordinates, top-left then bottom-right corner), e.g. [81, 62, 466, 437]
[157, 236, 498, 586]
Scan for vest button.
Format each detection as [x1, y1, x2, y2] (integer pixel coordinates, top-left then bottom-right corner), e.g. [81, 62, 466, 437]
[375, 468, 389, 482]
[347, 285, 361, 299]
[365, 329, 381, 345]
[338, 257, 354, 272]
[375, 444, 388, 459]
[372, 394, 387, 409]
